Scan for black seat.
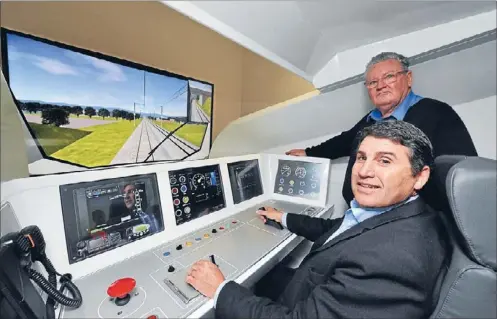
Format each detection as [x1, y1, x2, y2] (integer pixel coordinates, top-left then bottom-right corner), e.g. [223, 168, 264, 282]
[430, 155, 496, 318]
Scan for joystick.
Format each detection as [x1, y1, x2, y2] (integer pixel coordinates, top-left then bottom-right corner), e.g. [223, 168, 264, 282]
[107, 277, 136, 306]
[265, 218, 284, 230]
[258, 207, 284, 230]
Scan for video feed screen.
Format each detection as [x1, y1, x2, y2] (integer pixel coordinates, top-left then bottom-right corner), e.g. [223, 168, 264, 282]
[274, 160, 323, 200]
[59, 173, 164, 264]
[169, 164, 225, 225]
[2, 29, 213, 171]
[228, 159, 264, 204]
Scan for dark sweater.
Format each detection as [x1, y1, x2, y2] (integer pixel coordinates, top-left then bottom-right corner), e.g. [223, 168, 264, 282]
[306, 98, 478, 211]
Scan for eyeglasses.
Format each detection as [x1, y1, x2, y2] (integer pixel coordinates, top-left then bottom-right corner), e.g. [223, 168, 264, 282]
[364, 70, 408, 89]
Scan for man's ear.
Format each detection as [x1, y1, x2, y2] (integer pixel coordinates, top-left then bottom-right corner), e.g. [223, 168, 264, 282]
[414, 165, 430, 190]
[407, 70, 413, 88]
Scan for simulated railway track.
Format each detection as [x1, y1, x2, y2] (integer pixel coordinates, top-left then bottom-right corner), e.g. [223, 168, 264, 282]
[194, 103, 209, 123]
[111, 118, 204, 165]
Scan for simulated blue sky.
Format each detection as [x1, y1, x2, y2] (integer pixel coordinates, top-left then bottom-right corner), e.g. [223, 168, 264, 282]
[6, 33, 212, 117]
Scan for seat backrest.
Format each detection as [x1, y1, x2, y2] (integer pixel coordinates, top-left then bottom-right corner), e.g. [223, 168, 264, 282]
[430, 155, 496, 318]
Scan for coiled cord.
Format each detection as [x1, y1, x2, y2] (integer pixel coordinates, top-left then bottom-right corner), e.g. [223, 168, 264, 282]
[27, 267, 82, 308]
[13, 226, 83, 318]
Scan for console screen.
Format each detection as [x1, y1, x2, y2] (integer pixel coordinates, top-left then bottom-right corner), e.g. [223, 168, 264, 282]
[228, 159, 264, 204]
[169, 164, 225, 225]
[59, 173, 164, 264]
[273, 160, 323, 199]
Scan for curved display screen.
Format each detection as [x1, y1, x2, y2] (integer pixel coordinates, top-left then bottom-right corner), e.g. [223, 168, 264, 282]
[273, 160, 323, 199]
[228, 159, 263, 204]
[59, 173, 164, 264]
[168, 164, 225, 225]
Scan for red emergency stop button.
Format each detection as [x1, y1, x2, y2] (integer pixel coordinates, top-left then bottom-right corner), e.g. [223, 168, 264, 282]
[107, 277, 136, 298]
[147, 316, 158, 319]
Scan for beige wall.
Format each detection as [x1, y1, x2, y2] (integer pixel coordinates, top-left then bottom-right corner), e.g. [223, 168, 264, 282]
[241, 50, 316, 116]
[0, 1, 314, 140]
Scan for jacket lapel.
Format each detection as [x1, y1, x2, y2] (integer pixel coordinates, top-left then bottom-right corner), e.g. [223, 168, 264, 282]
[309, 198, 427, 255]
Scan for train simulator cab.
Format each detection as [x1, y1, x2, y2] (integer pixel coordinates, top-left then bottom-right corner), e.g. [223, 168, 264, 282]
[1, 1, 496, 319]
[1, 153, 334, 318]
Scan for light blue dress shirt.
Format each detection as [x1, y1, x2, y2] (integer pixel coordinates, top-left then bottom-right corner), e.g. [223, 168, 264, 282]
[367, 90, 423, 122]
[213, 195, 418, 307]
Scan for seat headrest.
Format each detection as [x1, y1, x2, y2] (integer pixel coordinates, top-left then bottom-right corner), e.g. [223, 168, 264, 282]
[435, 155, 496, 270]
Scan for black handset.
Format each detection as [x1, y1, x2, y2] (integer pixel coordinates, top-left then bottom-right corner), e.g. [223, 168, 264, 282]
[0, 225, 83, 319]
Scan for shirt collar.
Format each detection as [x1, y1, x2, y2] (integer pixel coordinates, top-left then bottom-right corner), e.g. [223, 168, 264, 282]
[346, 195, 419, 223]
[367, 90, 423, 122]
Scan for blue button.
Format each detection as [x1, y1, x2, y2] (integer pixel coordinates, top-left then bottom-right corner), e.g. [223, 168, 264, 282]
[195, 237, 201, 241]
[163, 251, 170, 257]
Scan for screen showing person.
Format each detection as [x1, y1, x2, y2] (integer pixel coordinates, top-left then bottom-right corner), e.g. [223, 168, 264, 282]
[274, 160, 323, 199]
[59, 173, 164, 264]
[228, 159, 264, 204]
[169, 164, 225, 225]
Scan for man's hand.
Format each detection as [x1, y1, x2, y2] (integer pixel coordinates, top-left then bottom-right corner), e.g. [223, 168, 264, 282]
[285, 149, 307, 156]
[257, 207, 283, 223]
[186, 260, 225, 299]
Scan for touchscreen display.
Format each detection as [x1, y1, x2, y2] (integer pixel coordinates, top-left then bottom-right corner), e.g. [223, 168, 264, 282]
[168, 164, 225, 225]
[60, 173, 164, 264]
[228, 159, 263, 204]
[273, 160, 323, 199]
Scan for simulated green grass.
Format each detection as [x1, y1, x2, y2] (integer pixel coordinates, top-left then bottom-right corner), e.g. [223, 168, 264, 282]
[52, 119, 142, 167]
[28, 123, 91, 155]
[200, 97, 212, 117]
[153, 120, 206, 147]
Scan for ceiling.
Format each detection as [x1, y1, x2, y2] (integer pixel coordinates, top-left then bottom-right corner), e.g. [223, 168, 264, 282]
[163, 1, 496, 87]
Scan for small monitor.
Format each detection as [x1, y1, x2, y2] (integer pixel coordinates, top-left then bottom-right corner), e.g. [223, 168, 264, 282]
[274, 160, 323, 200]
[168, 164, 225, 225]
[228, 159, 263, 204]
[59, 173, 164, 264]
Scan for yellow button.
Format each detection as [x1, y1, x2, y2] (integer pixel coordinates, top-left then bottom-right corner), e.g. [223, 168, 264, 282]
[203, 233, 210, 238]
[185, 241, 193, 247]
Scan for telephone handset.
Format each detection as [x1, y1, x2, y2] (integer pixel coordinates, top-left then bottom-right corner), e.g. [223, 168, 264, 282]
[0, 225, 82, 319]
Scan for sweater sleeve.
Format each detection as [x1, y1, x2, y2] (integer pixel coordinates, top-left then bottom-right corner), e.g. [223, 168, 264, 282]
[305, 114, 370, 160]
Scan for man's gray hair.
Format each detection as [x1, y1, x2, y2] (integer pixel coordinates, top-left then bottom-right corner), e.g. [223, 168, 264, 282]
[353, 120, 434, 176]
[365, 52, 410, 76]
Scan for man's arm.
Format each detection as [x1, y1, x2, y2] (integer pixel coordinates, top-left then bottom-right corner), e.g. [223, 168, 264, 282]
[215, 237, 430, 319]
[285, 213, 340, 242]
[432, 103, 478, 157]
[305, 114, 369, 159]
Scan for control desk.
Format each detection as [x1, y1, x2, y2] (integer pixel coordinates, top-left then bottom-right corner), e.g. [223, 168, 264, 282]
[0, 154, 334, 318]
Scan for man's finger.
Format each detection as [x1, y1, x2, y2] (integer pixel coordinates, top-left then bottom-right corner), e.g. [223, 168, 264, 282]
[186, 275, 194, 284]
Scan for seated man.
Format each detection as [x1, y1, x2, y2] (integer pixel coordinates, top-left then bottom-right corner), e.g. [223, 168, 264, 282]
[186, 120, 449, 318]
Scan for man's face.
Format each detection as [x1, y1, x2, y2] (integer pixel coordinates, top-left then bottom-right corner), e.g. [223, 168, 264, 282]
[123, 184, 136, 210]
[366, 59, 412, 117]
[351, 136, 430, 208]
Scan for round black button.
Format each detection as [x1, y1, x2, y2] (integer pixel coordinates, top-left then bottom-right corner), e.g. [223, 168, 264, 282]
[176, 244, 183, 250]
[212, 229, 217, 233]
[168, 265, 175, 272]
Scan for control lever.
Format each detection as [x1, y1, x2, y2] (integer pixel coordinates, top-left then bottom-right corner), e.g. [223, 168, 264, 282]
[258, 207, 284, 230]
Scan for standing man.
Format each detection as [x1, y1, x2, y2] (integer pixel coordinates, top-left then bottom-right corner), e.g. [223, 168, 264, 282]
[286, 52, 477, 210]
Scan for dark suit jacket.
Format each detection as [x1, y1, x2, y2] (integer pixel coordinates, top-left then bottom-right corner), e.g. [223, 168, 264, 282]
[215, 198, 449, 319]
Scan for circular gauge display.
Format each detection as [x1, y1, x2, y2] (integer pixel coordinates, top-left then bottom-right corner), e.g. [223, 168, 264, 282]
[295, 167, 306, 178]
[192, 173, 206, 188]
[281, 165, 291, 177]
